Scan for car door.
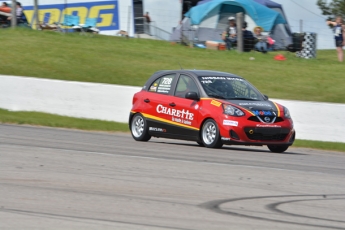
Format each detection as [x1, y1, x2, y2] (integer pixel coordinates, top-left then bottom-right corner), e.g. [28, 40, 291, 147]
[162, 74, 201, 140]
[142, 73, 177, 136]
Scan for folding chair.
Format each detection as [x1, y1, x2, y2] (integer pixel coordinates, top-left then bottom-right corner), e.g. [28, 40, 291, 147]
[57, 14, 80, 33]
[79, 17, 99, 35]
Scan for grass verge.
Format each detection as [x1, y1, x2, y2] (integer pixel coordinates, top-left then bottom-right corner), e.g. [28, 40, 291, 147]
[0, 108, 128, 132]
[1, 108, 344, 153]
[1, 28, 345, 103]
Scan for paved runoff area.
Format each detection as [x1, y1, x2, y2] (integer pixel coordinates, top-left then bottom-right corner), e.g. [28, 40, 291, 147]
[1, 124, 345, 230]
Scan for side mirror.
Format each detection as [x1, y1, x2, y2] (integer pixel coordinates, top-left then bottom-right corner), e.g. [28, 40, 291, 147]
[263, 94, 269, 100]
[185, 92, 200, 101]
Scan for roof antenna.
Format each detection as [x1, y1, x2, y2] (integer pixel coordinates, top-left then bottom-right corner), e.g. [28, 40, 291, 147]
[178, 62, 183, 70]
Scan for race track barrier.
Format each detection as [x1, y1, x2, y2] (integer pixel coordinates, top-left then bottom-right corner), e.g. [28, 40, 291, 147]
[0, 75, 344, 143]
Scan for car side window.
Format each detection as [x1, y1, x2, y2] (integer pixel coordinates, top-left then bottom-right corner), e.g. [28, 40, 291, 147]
[175, 75, 199, 98]
[148, 74, 175, 95]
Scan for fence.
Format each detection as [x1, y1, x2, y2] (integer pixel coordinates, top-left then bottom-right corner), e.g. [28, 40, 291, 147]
[134, 17, 172, 41]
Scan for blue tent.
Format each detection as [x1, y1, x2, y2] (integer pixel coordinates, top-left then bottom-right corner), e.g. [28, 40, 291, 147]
[197, 0, 213, 5]
[185, 0, 286, 31]
[252, 0, 281, 8]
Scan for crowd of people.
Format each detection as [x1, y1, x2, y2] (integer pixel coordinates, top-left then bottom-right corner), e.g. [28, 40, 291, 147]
[222, 15, 345, 61]
[222, 17, 272, 53]
[0, 1, 26, 27]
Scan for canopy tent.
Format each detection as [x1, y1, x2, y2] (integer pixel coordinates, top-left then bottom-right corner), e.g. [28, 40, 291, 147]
[252, 0, 280, 8]
[185, 0, 286, 31]
[172, 0, 291, 49]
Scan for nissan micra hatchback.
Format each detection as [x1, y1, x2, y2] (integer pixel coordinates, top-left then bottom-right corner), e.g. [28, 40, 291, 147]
[129, 70, 295, 153]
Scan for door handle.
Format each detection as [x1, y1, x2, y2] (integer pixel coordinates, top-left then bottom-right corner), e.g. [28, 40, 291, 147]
[144, 99, 150, 103]
[169, 103, 176, 107]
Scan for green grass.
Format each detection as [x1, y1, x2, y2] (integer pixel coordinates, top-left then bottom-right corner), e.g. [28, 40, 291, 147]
[0, 108, 344, 153]
[1, 28, 345, 103]
[293, 140, 345, 153]
[0, 108, 128, 132]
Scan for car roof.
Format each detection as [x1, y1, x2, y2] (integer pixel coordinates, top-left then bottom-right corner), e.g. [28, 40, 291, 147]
[153, 70, 243, 78]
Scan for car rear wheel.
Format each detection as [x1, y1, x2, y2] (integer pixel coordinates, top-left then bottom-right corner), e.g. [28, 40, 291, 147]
[267, 145, 289, 153]
[131, 113, 151, 141]
[201, 119, 223, 148]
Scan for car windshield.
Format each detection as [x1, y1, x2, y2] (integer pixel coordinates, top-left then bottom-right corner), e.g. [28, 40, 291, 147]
[198, 76, 264, 100]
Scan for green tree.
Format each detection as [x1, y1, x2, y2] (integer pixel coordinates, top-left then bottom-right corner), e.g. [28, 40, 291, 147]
[317, 0, 345, 20]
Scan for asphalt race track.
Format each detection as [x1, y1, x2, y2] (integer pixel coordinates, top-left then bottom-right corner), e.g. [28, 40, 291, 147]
[1, 124, 345, 230]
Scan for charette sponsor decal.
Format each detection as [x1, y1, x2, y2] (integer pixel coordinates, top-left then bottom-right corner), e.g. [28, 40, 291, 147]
[156, 104, 194, 125]
[223, 120, 238, 127]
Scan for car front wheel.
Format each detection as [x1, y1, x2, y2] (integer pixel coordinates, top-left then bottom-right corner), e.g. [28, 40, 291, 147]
[201, 119, 223, 148]
[131, 113, 151, 141]
[267, 145, 289, 153]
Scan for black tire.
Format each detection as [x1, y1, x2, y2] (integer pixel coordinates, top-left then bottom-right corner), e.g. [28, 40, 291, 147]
[267, 145, 289, 153]
[196, 141, 204, 147]
[201, 119, 223, 148]
[130, 113, 151, 141]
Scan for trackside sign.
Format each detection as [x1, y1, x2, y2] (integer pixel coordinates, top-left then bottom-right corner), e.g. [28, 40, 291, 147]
[24, 1, 119, 31]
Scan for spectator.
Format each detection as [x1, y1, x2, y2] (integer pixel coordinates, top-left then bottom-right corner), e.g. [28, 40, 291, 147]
[7, 2, 24, 24]
[253, 26, 268, 53]
[0, 2, 11, 13]
[143, 12, 151, 35]
[327, 16, 345, 62]
[223, 17, 237, 50]
[242, 22, 254, 39]
[0, 2, 11, 24]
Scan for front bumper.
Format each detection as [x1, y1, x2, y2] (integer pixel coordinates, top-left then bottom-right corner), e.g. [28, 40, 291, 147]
[219, 116, 295, 145]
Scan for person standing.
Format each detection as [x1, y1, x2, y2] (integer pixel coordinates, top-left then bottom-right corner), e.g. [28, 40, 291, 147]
[223, 17, 237, 50]
[143, 12, 151, 36]
[327, 16, 345, 62]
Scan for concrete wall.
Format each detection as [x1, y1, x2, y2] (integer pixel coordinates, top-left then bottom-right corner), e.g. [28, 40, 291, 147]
[0, 75, 344, 143]
[143, 0, 182, 35]
[0, 75, 139, 123]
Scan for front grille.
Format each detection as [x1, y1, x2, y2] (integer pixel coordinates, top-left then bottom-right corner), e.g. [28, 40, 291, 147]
[248, 116, 284, 123]
[244, 127, 290, 141]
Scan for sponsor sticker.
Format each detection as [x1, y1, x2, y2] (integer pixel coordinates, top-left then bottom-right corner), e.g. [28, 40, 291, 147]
[211, 100, 222, 107]
[223, 120, 238, 127]
[239, 102, 272, 107]
[221, 137, 231, 141]
[149, 127, 166, 132]
[156, 104, 194, 121]
[149, 86, 157, 92]
[252, 110, 273, 116]
[256, 124, 281, 128]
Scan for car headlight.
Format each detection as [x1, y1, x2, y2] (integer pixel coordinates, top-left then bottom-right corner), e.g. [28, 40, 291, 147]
[222, 104, 245, 117]
[283, 106, 291, 119]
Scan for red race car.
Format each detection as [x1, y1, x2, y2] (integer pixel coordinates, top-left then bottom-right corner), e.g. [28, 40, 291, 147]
[129, 70, 295, 153]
